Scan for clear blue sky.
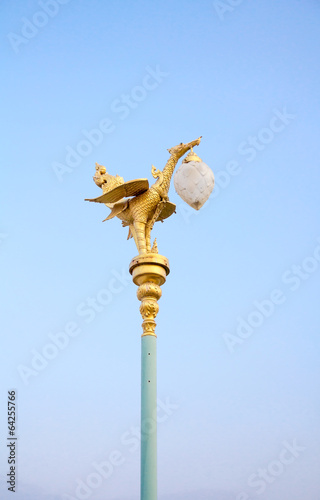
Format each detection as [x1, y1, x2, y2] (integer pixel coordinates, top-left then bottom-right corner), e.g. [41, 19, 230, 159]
[1, 1, 320, 499]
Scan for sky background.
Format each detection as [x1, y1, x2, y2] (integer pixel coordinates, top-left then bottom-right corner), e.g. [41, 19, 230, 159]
[1, 0, 320, 499]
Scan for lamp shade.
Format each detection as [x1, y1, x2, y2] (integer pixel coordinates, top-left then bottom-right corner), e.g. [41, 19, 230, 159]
[174, 150, 214, 210]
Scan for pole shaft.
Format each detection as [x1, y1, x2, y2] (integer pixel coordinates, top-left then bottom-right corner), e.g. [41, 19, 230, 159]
[141, 335, 157, 500]
[129, 254, 169, 500]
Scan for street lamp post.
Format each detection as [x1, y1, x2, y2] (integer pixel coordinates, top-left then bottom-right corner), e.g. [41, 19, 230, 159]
[130, 254, 169, 500]
[86, 137, 214, 500]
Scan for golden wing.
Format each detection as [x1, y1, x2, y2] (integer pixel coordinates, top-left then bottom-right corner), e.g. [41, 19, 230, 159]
[85, 179, 149, 204]
[156, 201, 176, 221]
[102, 200, 128, 222]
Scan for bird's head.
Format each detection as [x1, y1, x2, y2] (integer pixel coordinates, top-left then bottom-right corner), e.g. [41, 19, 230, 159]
[93, 163, 124, 193]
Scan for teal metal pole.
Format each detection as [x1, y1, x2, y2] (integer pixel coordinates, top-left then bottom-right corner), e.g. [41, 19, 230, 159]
[141, 334, 157, 500]
[129, 254, 169, 500]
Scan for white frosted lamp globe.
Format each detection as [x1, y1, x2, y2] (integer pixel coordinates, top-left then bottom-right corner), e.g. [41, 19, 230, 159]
[174, 149, 214, 210]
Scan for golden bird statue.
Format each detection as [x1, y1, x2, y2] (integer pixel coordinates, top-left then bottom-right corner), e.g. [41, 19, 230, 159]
[85, 137, 202, 255]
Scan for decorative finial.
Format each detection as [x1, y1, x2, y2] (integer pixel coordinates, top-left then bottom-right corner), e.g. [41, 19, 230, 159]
[151, 238, 158, 254]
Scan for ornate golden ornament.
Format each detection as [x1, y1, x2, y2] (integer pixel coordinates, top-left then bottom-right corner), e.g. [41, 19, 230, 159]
[85, 137, 202, 255]
[129, 254, 169, 337]
[182, 147, 202, 163]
